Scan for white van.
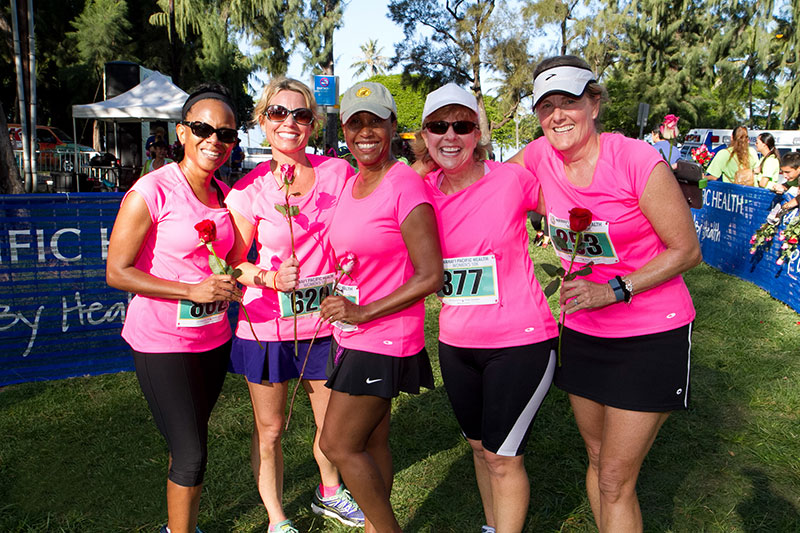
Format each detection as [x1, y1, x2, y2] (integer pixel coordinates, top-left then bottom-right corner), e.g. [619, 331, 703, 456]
[680, 128, 800, 161]
[679, 129, 732, 160]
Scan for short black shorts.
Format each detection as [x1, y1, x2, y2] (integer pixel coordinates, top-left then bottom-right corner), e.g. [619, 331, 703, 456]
[325, 338, 434, 399]
[438, 340, 556, 457]
[554, 323, 692, 412]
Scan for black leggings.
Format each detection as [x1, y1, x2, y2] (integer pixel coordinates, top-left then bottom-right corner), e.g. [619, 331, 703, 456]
[132, 341, 231, 487]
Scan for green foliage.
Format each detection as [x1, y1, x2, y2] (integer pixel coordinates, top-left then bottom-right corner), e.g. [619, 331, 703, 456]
[364, 73, 430, 134]
[351, 39, 389, 78]
[68, 0, 134, 76]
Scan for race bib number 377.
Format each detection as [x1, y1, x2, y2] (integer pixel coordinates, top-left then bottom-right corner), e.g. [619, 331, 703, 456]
[548, 214, 620, 265]
[438, 255, 499, 306]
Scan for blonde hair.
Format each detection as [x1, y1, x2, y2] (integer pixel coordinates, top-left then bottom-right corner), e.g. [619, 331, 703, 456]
[252, 77, 321, 132]
[729, 126, 750, 170]
[411, 104, 489, 166]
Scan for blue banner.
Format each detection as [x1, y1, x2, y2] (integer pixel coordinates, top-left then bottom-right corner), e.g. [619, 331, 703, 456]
[692, 180, 800, 314]
[0, 193, 131, 385]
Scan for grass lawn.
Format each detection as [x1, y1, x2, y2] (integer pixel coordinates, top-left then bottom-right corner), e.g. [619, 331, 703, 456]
[1, 233, 799, 532]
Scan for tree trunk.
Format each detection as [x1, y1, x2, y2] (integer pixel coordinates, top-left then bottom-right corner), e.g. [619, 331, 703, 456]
[0, 100, 25, 194]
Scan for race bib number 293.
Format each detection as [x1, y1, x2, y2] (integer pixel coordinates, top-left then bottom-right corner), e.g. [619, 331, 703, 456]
[548, 214, 619, 265]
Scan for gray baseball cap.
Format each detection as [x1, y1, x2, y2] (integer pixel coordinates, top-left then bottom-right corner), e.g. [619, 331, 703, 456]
[340, 82, 397, 124]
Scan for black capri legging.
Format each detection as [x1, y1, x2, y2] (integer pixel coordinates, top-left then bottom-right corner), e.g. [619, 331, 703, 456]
[132, 341, 231, 487]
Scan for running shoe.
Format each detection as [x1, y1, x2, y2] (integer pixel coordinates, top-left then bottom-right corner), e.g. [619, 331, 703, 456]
[311, 485, 365, 527]
[159, 527, 204, 533]
[481, 526, 496, 533]
[268, 519, 299, 533]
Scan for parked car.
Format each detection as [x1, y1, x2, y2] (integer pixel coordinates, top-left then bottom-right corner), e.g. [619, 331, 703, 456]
[242, 145, 272, 171]
[9, 124, 97, 171]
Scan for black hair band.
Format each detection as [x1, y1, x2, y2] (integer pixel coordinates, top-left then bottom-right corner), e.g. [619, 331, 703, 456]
[182, 91, 235, 119]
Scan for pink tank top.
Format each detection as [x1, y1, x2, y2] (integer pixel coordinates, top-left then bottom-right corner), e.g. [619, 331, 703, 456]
[121, 163, 234, 352]
[225, 154, 354, 341]
[522, 133, 695, 337]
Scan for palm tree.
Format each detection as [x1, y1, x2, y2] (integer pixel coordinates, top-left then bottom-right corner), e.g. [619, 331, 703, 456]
[351, 39, 388, 77]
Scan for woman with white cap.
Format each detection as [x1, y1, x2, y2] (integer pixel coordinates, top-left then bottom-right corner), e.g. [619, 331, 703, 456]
[412, 83, 558, 533]
[508, 55, 701, 532]
[318, 81, 443, 533]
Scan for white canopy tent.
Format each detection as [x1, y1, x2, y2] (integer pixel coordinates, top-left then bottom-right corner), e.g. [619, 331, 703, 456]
[70, 71, 187, 189]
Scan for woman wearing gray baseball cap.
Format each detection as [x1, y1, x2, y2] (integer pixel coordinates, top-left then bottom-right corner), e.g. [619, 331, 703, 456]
[509, 55, 701, 533]
[319, 81, 443, 533]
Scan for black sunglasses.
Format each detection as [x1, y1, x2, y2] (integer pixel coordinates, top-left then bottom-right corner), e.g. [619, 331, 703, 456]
[265, 105, 316, 126]
[180, 121, 238, 143]
[424, 120, 479, 135]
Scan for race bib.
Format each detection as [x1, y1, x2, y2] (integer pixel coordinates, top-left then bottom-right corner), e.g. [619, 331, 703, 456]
[548, 214, 620, 265]
[278, 273, 336, 318]
[331, 283, 359, 332]
[176, 300, 229, 327]
[438, 255, 499, 306]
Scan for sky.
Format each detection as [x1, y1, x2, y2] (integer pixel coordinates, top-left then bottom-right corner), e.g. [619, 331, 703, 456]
[239, 0, 404, 146]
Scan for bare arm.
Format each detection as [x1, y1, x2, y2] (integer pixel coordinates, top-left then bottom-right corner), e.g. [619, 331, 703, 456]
[225, 208, 299, 291]
[561, 162, 702, 313]
[106, 191, 239, 303]
[320, 203, 443, 324]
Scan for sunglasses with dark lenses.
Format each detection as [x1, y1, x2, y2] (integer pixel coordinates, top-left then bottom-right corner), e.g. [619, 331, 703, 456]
[180, 121, 238, 143]
[265, 105, 316, 126]
[424, 120, 479, 135]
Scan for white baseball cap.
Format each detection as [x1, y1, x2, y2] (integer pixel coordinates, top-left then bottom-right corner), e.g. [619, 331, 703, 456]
[532, 65, 596, 108]
[422, 83, 478, 123]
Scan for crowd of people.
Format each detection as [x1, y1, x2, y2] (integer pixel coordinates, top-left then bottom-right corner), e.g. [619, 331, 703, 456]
[107, 55, 703, 533]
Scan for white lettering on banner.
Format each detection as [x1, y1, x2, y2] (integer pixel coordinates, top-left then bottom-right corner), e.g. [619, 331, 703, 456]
[699, 221, 721, 243]
[62, 291, 127, 332]
[703, 188, 747, 216]
[786, 249, 800, 281]
[1, 227, 84, 264]
[100, 227, 109, 260]
[0, 304, 45, 358]
[51, 228, 81, 262]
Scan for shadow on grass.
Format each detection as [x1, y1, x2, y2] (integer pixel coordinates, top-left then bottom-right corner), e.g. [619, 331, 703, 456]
[736, 468, 800, 532]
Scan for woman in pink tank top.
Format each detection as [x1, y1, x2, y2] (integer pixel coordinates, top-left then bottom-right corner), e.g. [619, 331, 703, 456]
[508, 56, 702, 532]
[107, 83, 240, 533]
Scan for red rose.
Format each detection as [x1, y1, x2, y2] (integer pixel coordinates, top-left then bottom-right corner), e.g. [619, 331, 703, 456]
[195, 219, 217, 243]
[789, 238, 798, 244]
[568, 208, 593, 232]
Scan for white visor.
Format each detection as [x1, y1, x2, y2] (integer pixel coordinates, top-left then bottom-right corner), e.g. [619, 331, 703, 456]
[532, 66, 596, 108]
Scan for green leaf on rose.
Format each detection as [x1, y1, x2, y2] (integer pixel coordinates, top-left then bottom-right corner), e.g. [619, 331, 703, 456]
[274, 204, 288, 216]
[208, 255, 231, 275]
[552, 234, 568, 250]
[541, 263, 565, 277]
[288, 205, 300, 216]
[544, 278, 561, 297]
[565, 263, 593, 281]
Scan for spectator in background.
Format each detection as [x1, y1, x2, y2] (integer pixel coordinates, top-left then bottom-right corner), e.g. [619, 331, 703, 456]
[755, 133, 781, 191]
[775, 152, 800, 214]
[145, 126, 167, 159]
[140, 140, 173, 177]
[651, 128, 680, 168]
[229, 139, 244, 180]
[705, 125, 758, 184]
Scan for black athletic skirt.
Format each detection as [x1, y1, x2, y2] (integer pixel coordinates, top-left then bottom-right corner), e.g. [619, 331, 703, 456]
[554, 323, 692, 412]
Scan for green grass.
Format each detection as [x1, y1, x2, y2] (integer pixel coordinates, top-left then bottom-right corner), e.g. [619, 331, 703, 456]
[1, 232, 799, 532]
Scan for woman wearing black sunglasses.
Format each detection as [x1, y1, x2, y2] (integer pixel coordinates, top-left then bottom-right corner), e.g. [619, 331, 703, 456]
[106, 83, 240, 533]
[225, 77, 362, 533]
[413, 83, 558, 533]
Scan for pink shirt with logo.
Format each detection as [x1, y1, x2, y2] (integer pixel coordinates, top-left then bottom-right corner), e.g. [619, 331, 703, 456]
[328, 162, 433, 357]
[522, 133, 695, 337]
[121, 163, 234, 352]
[226, 154, 354, 341]
[425, 161, 558, 348]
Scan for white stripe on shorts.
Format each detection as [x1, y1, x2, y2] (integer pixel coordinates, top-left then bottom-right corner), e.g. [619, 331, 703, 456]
[683, 322, 692, 409]
[496, 348, 556, 456]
